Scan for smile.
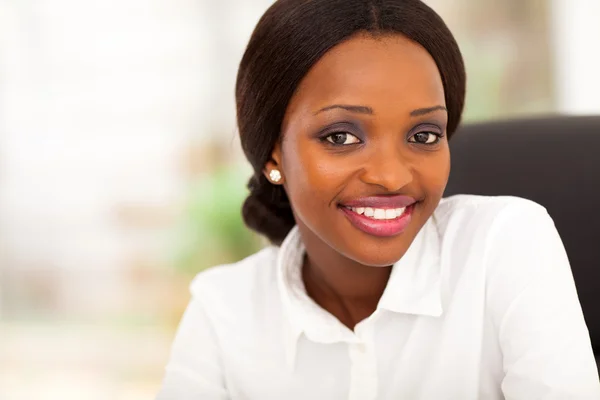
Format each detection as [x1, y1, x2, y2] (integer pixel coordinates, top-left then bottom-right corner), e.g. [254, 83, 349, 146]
[338, 195, 416, 237]
[345, 206, 407, 220]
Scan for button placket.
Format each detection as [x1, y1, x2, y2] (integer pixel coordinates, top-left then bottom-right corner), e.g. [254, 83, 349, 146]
[347, 323, 378, 400]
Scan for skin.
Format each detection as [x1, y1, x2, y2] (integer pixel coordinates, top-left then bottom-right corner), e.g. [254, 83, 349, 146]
[264, 33, 450, 329]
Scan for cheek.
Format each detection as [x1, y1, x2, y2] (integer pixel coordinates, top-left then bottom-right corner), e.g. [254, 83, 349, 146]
[282, 138, 349, 200]
[280, 139, 358, 234]
[417, 148, 451, 199]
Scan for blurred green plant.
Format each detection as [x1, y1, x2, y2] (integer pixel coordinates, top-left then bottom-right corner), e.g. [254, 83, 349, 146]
[173, 164, 263, 276]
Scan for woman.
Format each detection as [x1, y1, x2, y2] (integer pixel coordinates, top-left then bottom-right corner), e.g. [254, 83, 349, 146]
[158, 0, 600, 399]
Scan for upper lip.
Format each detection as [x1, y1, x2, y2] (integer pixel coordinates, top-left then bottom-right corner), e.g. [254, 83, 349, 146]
[341, 195, 417, 209]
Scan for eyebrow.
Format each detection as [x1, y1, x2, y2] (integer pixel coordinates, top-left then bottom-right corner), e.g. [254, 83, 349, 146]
[314, 104, 447, 116]
[410, 105, 448, 116]
[314, 104, 373, 115]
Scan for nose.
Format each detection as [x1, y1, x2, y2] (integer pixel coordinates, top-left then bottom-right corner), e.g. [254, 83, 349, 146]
[359, 145, 413, 192]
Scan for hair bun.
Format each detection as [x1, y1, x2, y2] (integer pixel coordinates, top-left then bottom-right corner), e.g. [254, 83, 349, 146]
[242, 175, 295, 245]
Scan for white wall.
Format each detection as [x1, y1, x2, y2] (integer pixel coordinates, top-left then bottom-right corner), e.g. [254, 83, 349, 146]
[550, 0, 600, 114]
[0, 0, 279, 316]
[0, 0, 204, 314]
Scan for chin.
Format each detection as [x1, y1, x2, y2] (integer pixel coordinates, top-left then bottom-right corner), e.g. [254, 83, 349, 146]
[337, 235, 414, 268]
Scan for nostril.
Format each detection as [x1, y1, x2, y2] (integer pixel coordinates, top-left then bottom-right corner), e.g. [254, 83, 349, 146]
[360, 165, 413, 192]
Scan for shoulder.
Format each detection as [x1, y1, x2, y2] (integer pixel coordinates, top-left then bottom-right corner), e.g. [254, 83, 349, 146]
[436, 193, 548, 221]
[189, 245, 280, 307]
[433, 195, 561, 275]
[434, 195, 565, 285]
[434, 194, 553, 239]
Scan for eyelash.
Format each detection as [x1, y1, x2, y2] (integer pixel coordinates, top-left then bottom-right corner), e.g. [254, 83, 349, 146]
[320, 131, 362, 146]
[408, 131, 444, 145]
[320, 130, 444, 147]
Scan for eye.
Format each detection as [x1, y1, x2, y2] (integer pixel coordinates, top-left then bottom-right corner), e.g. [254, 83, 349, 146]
[325, 132, 361, 146]
[409, 131, 441, 145]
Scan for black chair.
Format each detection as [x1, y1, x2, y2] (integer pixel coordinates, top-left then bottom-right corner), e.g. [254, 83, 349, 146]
[444, 115, 600, 367]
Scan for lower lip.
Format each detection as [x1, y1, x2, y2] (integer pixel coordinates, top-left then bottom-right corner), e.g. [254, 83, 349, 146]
[339, 205, 414, 237]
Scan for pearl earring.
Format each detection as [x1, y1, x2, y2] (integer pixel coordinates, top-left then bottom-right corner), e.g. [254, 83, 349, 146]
[269, 169, 282, 183]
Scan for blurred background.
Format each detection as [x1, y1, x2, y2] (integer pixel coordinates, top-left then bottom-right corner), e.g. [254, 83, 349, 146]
[0, 0, 599, 399]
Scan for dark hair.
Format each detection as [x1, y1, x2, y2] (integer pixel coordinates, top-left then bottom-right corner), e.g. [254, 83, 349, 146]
[236, 0, 466, 245]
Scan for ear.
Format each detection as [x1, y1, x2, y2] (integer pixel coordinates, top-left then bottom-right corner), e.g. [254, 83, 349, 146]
[264, 141, 284, 185]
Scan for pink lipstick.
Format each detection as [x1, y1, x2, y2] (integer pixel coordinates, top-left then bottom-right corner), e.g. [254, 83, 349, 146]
[339, 195, 416, 237]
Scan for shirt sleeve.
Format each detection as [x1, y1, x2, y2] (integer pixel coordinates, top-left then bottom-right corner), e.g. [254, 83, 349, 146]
[485, 202, 600, 399]
[156, 284, 229, 400]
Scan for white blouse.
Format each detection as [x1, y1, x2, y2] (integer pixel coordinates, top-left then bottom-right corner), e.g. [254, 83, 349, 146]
[157, 195, 600, 400]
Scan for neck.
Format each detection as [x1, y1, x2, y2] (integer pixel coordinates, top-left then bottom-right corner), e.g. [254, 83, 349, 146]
[300, 230, 392, 329]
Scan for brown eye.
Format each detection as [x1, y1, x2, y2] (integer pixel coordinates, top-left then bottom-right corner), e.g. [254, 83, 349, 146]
[409, 132, 440, 145]
[325, 132, 361, 145]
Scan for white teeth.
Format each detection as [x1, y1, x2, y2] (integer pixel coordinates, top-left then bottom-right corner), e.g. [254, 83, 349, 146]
[373, 209, 386, 220]
[349, 206, 408, 220]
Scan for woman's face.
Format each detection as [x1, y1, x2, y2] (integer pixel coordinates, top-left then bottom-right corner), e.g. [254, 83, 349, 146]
[270, 33, 449, 267]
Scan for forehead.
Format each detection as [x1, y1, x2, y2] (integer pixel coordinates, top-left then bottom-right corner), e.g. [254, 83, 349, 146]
[286, 33, 445, 115]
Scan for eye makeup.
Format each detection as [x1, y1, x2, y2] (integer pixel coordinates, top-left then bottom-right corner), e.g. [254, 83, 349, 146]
[316, 120, 364, 138]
